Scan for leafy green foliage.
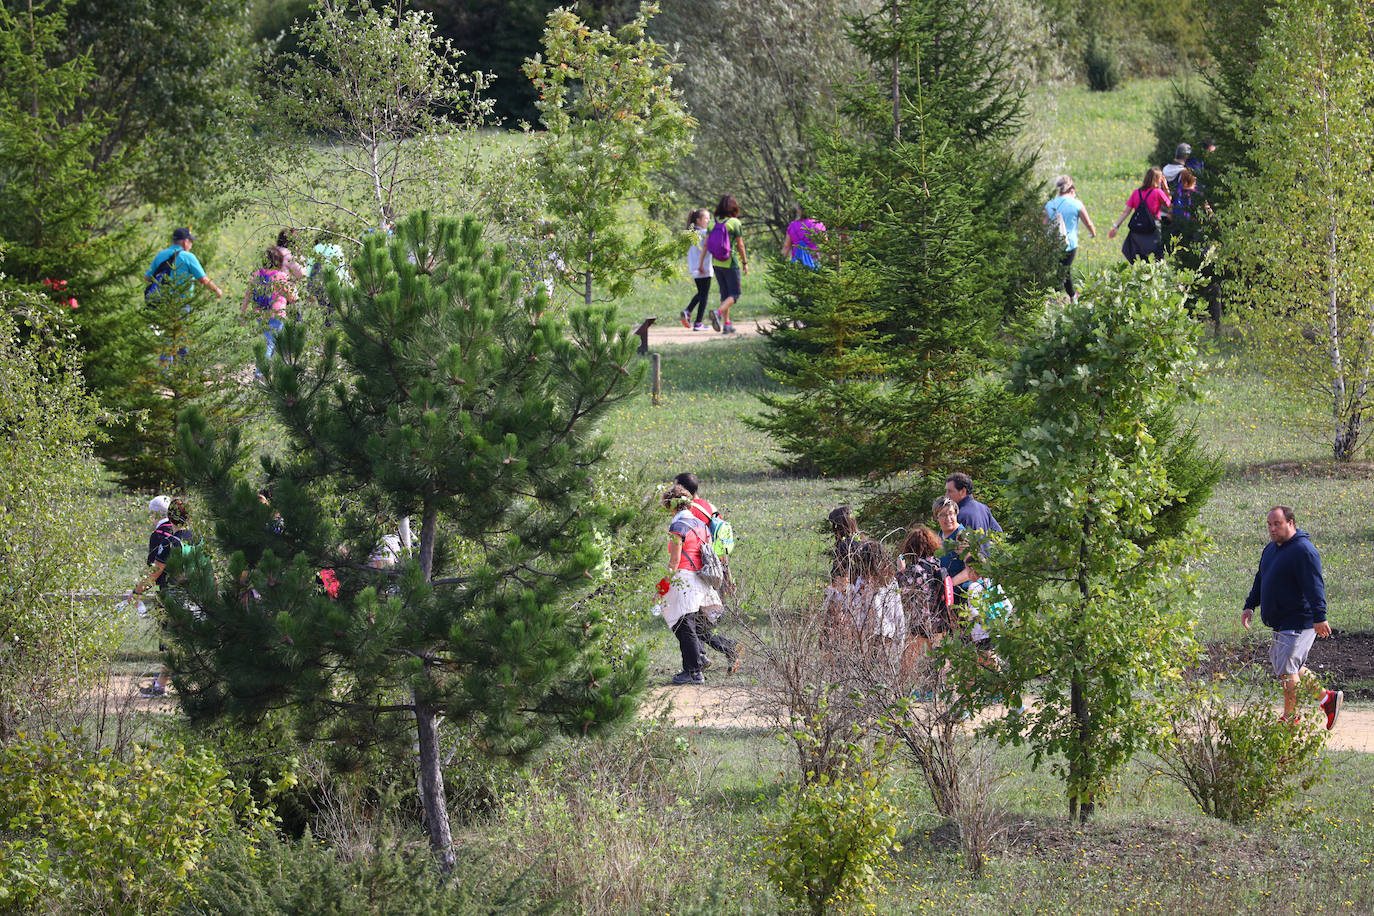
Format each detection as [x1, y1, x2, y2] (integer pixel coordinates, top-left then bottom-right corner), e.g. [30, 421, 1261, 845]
[524, 2, 693, 305]
[0, 0, 130, 339]
[253, 0, 497, 237]
[0, 312, 120, 737]
[0, 733, 276, 915]
[1221, 0, 1374, 460]
[752, 0, 1056, 478]
[168, 211, 648, 868]
[1157, 681, 1328, 824]
[975, 262, 1220, 821]
[759, 737, 900, 916]
[56, 0, 260, 212]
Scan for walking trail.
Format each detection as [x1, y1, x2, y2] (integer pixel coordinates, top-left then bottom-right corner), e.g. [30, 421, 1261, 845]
[111, 674, 1374, 753]
[644, 317, 765, 347]
[645, 684, 1374, 753]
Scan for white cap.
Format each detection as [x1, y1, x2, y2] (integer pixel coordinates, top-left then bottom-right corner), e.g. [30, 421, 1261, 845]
[148, 494, 171, 516]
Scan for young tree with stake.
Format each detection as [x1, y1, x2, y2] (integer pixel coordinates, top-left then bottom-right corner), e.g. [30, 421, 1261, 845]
[524, 3, 694, 306]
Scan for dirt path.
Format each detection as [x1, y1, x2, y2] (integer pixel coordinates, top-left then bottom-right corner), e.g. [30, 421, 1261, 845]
[647, 685, 1374, 752]
[644, 317, 765, 347]
[108, 671, 1374, 753]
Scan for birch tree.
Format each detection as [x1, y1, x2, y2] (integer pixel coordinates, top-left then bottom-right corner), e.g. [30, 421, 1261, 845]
[1224, 0, 1374, 460]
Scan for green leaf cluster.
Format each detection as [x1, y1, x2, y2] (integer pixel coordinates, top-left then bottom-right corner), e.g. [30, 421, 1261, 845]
[0, 732, 275, 915]
[1157, 682, 1327, 824]
[759, 737, 900, 916]
[524, 2, 694, 305]
[973, 261, 1220, 820]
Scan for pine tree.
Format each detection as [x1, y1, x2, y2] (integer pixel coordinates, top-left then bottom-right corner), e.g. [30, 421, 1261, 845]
[166, 212, 648, 871]
[753, 0, 1057, 479]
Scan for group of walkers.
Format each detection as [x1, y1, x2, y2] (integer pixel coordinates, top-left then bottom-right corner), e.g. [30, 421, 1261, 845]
[651, 469, 1345, 735]
[143, 225, 346, 366]
[1044, 138, 1216, 300]
[681, 196, 747, 334]
[679, 198, 825, 334]
[823, 475, 1007, 683]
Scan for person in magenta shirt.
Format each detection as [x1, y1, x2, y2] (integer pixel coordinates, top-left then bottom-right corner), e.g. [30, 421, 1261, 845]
[1108, 167, 1171, 263]
[783, 206, 826, 269]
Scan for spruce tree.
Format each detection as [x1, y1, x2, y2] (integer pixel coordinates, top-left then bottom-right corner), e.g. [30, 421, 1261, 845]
[753, 0, 1057, 478]
[166, 212, 648, 871]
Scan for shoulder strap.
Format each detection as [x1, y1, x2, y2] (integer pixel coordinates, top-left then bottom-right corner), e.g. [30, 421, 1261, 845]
[151, 250, 179, 280]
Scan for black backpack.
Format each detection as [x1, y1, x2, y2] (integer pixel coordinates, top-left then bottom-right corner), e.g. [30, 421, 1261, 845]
[1127, 189, 1161, 235]
[145, 250, 180, 301]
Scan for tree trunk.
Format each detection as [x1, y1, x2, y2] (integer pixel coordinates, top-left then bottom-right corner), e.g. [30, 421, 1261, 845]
[1070, 672, 1092, 822]
[890, 0, 901, 142]
[414, 696, 455, 871]
[1326, 212, 1347, 459]
[418, 505, 438, 580]
[1071, 508, 1094, 822]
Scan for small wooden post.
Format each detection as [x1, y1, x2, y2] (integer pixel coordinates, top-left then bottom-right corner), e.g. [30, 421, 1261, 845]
[651, 353, 661, 406]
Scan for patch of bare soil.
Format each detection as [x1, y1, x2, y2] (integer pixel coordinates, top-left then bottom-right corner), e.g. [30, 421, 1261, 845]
[1199, 631, 1374, 698]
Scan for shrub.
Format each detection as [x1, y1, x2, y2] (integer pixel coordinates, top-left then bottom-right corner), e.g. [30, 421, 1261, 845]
[478, 713, 723, 915]
[758, 739, 900, 916]
[0, 314, 121, 739]
[0, 733, 276, 915]
[187, 829, 558, 916]
[1155, 682, 1328, 824]
[1084, 36, 1119, 92]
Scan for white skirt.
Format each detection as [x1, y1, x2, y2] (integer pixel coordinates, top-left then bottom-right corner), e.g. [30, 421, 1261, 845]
[662, 569, 724, 628]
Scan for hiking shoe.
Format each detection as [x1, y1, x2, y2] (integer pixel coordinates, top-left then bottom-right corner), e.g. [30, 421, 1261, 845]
[1322, 689, 1343, 730]
[692, 322, 704, 331]
[723, 323, 736, 334]
[680, 309, 691, 328]
[709, 309, 722, 332]
[139, 684, 167, 698]
[701, 657, 713, 671]
[670, 670, 705, 686]
[726, 645, 744, 675]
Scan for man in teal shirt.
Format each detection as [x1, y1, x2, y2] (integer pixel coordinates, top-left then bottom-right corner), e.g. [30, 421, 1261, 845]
[144, 227, 224, 302]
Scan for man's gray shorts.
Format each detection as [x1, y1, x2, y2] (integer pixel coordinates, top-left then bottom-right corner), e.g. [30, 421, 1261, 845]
[1270, 629, 1316, 677]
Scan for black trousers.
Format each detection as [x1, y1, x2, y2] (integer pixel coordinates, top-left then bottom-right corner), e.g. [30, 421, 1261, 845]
[672, 611, 736, 673]
[686, 276, 711, 323]
[1061, 247, 1077, 297]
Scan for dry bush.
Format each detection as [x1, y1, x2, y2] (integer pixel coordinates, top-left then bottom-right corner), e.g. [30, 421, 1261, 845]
[475, 708, 722, 916]
[740, 570, 1008, 875]
[740, 576, 920, 783]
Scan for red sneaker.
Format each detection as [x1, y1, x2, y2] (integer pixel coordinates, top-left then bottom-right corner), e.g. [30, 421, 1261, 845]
[1321, 689, 1343, 730]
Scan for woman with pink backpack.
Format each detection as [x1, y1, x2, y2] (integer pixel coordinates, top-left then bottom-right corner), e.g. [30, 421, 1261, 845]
[240, 247, 298, 360]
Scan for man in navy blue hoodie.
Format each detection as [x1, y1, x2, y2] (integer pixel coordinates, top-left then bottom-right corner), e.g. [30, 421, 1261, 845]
[1242, 506, 1342, 729]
